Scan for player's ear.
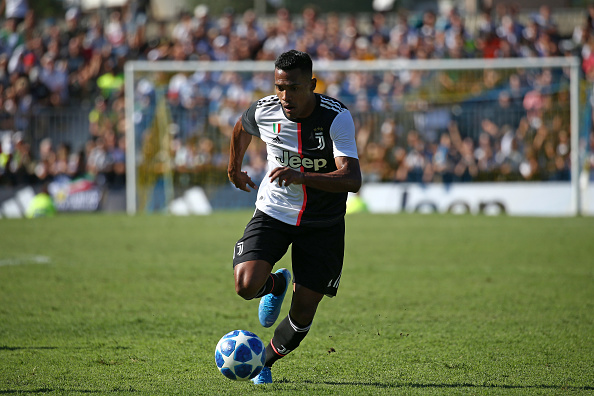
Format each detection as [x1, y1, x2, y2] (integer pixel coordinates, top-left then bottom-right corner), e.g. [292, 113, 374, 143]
[310, 78, 317, 92]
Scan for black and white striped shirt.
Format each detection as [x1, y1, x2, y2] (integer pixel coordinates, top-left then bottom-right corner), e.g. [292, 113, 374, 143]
[242, 93, 358, 226]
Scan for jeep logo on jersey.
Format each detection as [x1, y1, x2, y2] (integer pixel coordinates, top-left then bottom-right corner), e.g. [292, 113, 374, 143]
[276, 151, 327, 171]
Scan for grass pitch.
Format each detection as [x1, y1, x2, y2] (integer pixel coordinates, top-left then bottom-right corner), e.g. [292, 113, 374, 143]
[0, 212, 593, 395]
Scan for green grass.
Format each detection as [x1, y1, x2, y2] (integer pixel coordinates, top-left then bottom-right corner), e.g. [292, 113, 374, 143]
[0, 212, 593, 395]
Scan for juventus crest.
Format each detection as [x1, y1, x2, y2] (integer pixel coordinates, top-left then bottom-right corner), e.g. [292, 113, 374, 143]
[314, 130, 325, 150]
[234, 242, 244, 258]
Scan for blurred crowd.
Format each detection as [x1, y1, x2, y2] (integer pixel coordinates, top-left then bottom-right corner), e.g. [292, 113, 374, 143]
[0, 0, 593, 189]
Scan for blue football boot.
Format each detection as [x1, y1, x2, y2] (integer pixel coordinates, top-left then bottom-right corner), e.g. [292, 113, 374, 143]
[252, 366, 272, 384]
[258, 268, 291, 328]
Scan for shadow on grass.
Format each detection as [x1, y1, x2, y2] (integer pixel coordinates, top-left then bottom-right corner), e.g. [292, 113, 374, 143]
[0, 346, 58, 351]
[298, 380, 594, 391]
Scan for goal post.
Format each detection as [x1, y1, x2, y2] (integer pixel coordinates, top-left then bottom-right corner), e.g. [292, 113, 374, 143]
[124, 57, 585, 216]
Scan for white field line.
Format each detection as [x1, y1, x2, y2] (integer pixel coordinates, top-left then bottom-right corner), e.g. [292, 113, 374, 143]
[0, 255, 51, 266]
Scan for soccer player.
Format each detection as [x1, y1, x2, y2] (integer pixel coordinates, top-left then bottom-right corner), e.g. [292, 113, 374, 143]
[228, 50, 361, 384]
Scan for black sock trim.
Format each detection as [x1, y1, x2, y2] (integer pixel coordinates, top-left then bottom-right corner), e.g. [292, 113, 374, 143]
[288, 313, 312, 332]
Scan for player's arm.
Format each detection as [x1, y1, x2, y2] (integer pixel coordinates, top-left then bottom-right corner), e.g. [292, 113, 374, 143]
[269, 156, 362, 193]
[270, 109, 361, 193]
[304, 156, 361, 192]
[228, 118, 257, 192]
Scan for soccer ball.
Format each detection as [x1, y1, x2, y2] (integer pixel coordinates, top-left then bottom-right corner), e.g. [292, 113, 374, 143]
[215, 330, 266, 380]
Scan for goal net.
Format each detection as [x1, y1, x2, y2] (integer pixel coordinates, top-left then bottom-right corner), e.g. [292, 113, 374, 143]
[124, 57, 587, 216]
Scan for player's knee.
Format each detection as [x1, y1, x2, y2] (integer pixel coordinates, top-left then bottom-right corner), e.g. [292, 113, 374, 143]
[234, 260, 270, 300]
[235, 277, 258, 300]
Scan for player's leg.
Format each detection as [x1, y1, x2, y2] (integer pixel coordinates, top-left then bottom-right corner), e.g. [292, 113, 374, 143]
[253, 220, 345, 384]
[253, 284, 323, 384]
[289, 284, 324, 326]
[232, 210, 292, 328]
[257, 266, 292, 327]
[263, 284, 323, 367]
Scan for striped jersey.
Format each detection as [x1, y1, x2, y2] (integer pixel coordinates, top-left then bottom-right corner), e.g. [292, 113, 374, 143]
[242, 93, 358, 227]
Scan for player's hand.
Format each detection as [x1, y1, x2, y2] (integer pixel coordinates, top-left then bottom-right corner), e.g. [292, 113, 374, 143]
[229, 171, 258, 192]
[269, 167, 305, 187]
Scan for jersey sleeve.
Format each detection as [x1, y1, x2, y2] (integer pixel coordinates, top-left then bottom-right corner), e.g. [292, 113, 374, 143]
[241, 101, 260, 137]
[330, 110, 358, 159]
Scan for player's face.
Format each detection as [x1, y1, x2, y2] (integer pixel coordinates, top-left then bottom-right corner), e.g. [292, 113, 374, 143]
[274, 68, 317, 120]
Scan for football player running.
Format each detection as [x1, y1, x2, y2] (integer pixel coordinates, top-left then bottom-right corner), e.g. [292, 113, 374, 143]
[228, 50, 361, 384]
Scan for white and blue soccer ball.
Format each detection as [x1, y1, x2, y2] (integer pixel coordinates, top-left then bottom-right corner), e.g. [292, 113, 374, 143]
[215, 330, 266, 380]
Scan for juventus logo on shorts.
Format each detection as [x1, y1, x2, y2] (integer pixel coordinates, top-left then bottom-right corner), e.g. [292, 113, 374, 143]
[235, 242, 244, 257]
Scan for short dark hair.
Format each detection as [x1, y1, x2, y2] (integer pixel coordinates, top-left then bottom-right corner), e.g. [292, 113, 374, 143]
[274, 50, 313, 77]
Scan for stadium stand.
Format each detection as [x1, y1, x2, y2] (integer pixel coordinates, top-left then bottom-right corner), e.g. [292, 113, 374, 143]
[0, 3, 592, 194]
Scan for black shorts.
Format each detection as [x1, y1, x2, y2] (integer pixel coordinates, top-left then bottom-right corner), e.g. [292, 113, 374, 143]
[233, 210, 345, 297]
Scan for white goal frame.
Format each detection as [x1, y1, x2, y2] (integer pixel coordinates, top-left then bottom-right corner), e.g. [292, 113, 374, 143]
[124, 57, 583, 215]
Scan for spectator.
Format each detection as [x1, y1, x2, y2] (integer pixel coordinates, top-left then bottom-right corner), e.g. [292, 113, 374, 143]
[65, 36, 85, 75]
[28, 64, 50, 105]
[493, 90, 522, 129]
[105, 10, 126, 56]
[454, 137, 478, 182]
[497, 131, 524, 180]
[475, 132, 496, 179]
[535, 5, 558, 39]
[53, 142, 71, 177]
[84, 13, 108, 52]
[0, 0, 28, 27]
[38, 54, 68, 106]
[433, 132, 455, 183]
[108, 134, 126, 187]
[33, 137, 55, 183]
[86, 136, 107, 179]
[397, 130, 428, 183]
[26, 182, 56, 218]
[0, 17, 24, 55]
[95, 58, 123, 100]
[88, 95, 114, 137]
[171, 11, 194, 46]
[63, 7, 83, 45]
